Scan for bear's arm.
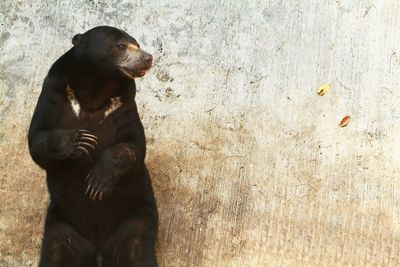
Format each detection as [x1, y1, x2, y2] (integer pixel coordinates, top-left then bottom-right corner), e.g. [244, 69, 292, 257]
[28, 76, 64, 169]
[86, 103, 146, 199]
[28, 76, 96, 169]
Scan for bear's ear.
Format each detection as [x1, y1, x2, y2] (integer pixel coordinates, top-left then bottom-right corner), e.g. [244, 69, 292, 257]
[72, 33, 82, 46]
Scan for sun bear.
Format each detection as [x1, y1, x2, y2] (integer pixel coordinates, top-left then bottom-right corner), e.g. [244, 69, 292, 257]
[28, 26, 158, 267]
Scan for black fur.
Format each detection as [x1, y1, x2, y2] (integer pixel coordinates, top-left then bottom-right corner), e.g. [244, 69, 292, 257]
[28, 26, 158, 267]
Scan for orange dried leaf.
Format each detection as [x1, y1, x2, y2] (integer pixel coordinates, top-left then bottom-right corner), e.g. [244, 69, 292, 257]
[339, 115, 351, 127]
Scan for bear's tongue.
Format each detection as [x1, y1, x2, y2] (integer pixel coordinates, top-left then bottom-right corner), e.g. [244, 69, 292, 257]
[139, 69, 148, 77]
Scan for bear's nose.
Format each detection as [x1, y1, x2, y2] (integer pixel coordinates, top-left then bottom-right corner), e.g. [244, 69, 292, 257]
[141, 53, 153, 64]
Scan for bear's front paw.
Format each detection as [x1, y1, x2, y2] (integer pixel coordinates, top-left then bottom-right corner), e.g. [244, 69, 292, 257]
[48, 129, 98, 159]
[85, 168, 118, 201]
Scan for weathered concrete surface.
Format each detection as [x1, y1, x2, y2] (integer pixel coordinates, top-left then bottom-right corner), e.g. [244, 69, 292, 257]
[1, 0, 400, 266]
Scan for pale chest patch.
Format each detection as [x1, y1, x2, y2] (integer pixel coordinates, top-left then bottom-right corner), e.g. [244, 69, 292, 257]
[66, 85, 123, 121]
[66, 85, 80, 117]
[104, 96, 122, 118]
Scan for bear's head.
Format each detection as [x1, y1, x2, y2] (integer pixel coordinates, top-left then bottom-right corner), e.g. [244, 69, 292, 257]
[71, 26, 152, 79]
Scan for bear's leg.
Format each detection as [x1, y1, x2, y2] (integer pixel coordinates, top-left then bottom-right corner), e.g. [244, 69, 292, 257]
[39, 220, 98, 267]
[101, 215, 158, 267]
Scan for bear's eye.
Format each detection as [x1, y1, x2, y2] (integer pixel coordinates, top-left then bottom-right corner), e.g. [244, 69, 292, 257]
[117, 44, 127, 50]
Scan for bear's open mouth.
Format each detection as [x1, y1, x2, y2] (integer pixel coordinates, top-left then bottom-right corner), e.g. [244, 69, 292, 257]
[118, 67, 149, 79]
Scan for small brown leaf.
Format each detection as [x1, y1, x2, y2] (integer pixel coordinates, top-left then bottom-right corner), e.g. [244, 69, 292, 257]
[339, 115, 351, 127]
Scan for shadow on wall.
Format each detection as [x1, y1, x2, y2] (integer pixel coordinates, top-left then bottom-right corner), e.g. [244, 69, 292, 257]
[143, 113, 259, 266]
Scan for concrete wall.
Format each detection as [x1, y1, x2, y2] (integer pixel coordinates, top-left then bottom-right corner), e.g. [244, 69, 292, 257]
[1, 0, 400, 266]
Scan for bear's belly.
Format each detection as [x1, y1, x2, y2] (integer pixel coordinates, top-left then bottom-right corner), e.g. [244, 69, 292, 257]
[46, 167, 147, 243]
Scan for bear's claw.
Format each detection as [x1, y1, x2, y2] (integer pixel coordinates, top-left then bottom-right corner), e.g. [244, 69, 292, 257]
[79, 133, 98, 145]
[78, 141, 96, 151]
[77, 130, 98, 154]
[77, 146, 89, 156]
[85, 173, 91, 182]
[85, 179, 103, 201]
[92, 191, 99, 201]
[85, 184, 91, 194]
[89, 189, 95, 199]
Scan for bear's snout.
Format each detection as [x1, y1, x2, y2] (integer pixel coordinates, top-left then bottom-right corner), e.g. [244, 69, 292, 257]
[141, 52, 153, 67]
